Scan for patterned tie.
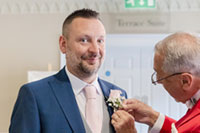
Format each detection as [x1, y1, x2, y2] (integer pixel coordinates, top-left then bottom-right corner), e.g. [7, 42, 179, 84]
[84, 85, 101, 133]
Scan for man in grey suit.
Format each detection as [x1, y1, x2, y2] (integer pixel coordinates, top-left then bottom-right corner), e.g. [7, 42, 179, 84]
[9, 9, 132, 133]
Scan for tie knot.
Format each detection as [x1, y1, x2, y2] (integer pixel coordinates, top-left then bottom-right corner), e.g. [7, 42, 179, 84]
[84, 85, 97, 99]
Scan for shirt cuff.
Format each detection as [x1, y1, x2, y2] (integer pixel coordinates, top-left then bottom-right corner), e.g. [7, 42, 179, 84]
[148, 113, 165, 133]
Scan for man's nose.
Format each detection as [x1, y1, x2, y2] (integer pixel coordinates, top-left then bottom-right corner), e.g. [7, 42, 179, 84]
[89, 41, 99, 54]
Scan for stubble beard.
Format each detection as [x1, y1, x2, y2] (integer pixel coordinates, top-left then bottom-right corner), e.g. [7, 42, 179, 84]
[78, 60, 100, 76]
[66, 52, 103, 78]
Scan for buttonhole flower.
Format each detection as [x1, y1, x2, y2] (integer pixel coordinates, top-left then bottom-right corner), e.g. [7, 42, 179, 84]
[107, 90, 125, 112]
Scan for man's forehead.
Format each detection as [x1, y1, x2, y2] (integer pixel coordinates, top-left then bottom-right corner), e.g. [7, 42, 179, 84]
[69, 18, 105, 34]
[70, 17, 101, 25]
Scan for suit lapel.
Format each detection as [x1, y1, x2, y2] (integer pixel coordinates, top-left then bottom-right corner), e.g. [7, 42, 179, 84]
[49, 68, 85, 132]
[98, 78, 114, 117]
[176, 100, 200, 128]
[99, 78, 118, 132]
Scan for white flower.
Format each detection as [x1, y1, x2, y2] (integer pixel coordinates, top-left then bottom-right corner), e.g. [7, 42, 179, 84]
[107, 90, 125, 112]
[109, 90, 122, 99]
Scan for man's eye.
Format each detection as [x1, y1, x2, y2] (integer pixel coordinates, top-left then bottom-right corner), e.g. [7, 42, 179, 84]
[98, 39, 104, 43]
[80, 38, 88, 43]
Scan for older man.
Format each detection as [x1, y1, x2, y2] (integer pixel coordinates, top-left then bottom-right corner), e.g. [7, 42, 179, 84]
[112, 32, 200, 132]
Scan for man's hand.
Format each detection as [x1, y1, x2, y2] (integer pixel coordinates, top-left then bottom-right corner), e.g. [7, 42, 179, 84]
[122, 99, 159, 127]
[111, 110, 137, 133]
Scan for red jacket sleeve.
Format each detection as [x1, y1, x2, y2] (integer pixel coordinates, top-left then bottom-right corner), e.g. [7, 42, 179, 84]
[160, 116, 176, 133]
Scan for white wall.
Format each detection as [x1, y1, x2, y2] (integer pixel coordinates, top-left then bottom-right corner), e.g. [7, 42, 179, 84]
[0, 14, 65, 132]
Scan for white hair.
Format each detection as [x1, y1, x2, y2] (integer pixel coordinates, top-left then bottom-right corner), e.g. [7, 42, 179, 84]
[155, 32, 200, 77]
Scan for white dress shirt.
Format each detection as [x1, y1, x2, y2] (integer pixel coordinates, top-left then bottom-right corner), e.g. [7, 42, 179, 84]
[65, 67, 103, 122]
[149, 90, 200, 133]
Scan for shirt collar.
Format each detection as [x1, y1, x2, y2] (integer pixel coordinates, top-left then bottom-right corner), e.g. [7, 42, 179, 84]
[65, 67, 101, 96]
[185, 89, 200, 109]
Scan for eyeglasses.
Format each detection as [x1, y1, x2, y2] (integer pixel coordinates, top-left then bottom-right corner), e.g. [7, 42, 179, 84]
[151, 72, 185, 85]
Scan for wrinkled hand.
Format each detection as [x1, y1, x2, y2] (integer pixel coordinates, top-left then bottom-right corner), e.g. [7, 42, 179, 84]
[122, 99, 159, 127]
[111, 110, 137, 133]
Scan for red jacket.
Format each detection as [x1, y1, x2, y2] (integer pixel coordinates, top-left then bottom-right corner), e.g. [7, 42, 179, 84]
[161, 100, 200, 133]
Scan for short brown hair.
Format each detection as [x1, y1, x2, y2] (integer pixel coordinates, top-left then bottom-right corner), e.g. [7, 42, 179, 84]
[62, 8, 101, 37]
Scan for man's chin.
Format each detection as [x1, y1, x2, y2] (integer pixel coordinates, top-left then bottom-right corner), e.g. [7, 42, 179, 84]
[80, 61, 101, 73]
[174, 99, 179, 102]
[85, 67, 99, 74]
[80, 66, 98, 74]
[174, 98, 183, 103]
[86, 62, 100, 68]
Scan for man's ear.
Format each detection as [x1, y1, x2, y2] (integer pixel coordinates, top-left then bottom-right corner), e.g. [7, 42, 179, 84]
[59, 35, 67, 54]
[181, 73, 193, 91]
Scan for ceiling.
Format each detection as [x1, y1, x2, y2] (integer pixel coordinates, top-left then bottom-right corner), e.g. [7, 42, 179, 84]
[0, 0, 200, 14]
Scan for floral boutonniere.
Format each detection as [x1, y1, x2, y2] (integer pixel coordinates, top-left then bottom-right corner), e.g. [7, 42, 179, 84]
[107, 90, 126, 112]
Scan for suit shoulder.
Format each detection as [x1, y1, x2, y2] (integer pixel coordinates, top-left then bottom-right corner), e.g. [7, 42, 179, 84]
[21, 74, 56, 91]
